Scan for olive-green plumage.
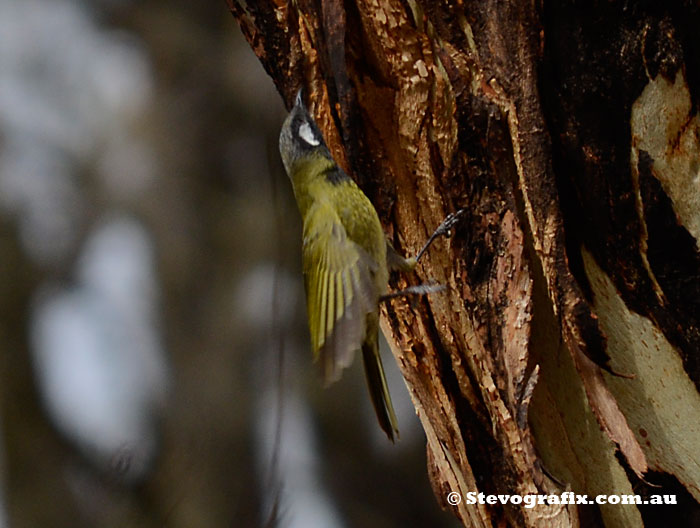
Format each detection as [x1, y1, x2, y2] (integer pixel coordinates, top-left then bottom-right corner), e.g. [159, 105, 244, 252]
[279, 91, 408, 441]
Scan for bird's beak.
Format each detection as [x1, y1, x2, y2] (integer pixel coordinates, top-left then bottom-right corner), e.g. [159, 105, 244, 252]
[295, 88, 305, 109]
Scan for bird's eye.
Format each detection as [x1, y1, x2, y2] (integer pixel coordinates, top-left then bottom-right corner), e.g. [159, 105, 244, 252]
[298, 120, 320, 146]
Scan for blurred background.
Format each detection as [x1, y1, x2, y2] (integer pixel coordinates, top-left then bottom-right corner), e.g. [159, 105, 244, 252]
[0, 1, 456, 526]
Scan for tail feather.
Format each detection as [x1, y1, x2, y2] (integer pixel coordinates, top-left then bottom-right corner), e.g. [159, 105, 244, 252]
[362, 338, 399, 442]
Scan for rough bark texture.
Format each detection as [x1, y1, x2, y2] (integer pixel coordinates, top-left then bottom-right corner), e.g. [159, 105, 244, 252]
[229, 1, 700, 526]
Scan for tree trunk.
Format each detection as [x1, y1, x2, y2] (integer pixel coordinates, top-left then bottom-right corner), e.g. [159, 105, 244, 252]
[228, 1, 700, 526]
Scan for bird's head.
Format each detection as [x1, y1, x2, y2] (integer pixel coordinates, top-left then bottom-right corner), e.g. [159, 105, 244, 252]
[279, 89, 332, 176]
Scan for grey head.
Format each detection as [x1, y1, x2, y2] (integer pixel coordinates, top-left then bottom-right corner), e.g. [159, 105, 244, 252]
[279, 89, 332, 176]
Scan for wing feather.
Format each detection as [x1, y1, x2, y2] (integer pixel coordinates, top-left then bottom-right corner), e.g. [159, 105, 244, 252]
[334, 272, 344, 327]
[302, 202, 378, 383]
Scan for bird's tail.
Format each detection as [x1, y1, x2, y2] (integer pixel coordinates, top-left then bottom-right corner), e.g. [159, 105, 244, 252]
[362, 336, 399, 442]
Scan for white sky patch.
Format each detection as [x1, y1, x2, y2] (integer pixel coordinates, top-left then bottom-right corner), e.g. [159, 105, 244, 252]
[30, 215, 169, 482]
[255, 384, 345, 528]
[298, 121, 320, 146]
[0, 0, 154, 266]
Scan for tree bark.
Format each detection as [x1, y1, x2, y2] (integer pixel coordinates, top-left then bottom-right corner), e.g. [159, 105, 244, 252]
[228, 1, 700, 526]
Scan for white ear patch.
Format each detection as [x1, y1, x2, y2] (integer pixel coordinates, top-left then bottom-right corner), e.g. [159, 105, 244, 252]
[298, 121, 320, 146]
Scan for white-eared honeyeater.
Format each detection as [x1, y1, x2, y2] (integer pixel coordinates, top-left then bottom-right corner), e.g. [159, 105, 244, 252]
[279, 90, 461, 441]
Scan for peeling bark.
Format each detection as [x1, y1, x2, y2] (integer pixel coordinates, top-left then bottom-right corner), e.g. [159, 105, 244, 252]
[228, 1, 700, 526]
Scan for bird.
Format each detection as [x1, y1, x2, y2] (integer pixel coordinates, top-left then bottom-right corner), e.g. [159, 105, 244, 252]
[279, 89, 463, 441]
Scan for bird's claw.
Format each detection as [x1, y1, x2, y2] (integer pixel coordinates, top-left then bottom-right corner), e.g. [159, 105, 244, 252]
[435, 208, 466, 239]
[414, 208, 466, 262]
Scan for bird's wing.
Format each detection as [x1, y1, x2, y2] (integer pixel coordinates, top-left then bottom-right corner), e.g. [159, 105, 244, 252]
[302, 202, 377, 384]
